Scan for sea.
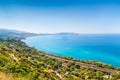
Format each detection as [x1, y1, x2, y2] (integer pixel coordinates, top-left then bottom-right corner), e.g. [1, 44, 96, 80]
[23, 34, 120, 67]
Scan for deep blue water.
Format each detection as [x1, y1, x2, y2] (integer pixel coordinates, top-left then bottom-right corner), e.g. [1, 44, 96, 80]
[23, 34, 120, 67]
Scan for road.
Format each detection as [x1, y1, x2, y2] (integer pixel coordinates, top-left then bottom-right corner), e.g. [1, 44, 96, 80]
[42, 53, 119, 74]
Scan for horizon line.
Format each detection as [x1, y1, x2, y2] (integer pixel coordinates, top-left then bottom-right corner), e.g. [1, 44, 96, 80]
[0, 28, 120, 34]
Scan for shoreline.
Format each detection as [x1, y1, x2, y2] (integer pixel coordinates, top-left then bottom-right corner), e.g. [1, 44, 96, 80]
[1, 38, 120, 79]
[22, 36, 120, 68]
[21, 39, 120, 73]
[21, 36, 120, 68]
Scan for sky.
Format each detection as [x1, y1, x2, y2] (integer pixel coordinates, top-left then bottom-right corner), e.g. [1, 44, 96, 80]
[0, 0, 120, 34]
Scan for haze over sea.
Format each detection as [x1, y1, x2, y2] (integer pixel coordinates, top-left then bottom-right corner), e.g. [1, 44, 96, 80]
[23, 34, 120, 67]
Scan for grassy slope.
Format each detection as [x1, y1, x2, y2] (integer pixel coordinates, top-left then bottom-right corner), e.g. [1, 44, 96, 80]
[0, 38, 120, 80]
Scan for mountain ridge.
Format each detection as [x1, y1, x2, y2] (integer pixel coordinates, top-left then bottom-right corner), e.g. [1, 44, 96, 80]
[0, 29, 39, 39]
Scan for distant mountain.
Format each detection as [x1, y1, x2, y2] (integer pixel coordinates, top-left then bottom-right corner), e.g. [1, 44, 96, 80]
[0, 29, 80, 39]
[0, 29, 26, 33]
[0, 29, 38, 39]
[38, 32, 79, 35]
[54, 32, 79, 35]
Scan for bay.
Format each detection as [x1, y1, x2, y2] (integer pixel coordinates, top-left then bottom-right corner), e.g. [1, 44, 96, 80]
[23, 34, 120, 67]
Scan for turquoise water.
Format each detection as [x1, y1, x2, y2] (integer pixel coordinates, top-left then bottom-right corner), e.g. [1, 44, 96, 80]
[23, 34, 120, 67]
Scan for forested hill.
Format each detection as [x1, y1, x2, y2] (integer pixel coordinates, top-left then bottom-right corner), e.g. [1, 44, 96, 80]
[0, 29, 38, 39]
[0, 38, 120, 80]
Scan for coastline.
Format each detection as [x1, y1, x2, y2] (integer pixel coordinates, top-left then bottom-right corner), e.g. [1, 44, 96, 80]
[1, 38, 120, 79]
[21, 39, 120, 73]
[23, 35, 119, 68]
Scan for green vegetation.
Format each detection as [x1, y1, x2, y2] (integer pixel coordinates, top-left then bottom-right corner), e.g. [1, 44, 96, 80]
[0, 38, 120, 80]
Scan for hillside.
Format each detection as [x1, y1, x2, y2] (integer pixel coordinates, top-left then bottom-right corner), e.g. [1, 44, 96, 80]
[0, 38, 120, 80]
[0, 29, 38, 39]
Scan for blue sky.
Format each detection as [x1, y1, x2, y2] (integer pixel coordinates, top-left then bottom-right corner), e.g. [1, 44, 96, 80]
[0, 0, 120, 33]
